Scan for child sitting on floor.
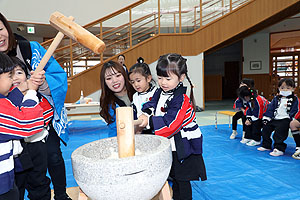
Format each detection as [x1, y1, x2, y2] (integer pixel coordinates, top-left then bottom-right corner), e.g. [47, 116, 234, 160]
[230, 78, 254, 140]
[237, 85, 269, 146]
[258, 78, 299, 157]
[289, 114, 300, 160]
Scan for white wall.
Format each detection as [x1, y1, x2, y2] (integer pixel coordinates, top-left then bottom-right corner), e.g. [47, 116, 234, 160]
[1, 0, 138, 25]
[243, 33, 269, 74]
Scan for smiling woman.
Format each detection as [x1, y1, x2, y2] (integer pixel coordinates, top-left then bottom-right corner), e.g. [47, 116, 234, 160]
[99, 60, 134, 137]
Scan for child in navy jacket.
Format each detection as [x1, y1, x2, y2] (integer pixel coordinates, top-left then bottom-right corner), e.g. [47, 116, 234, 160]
[237, 86, 269, 146]
[289, 99, 300, 160]
[258, 78, 299, 157]
[138, 53, 206, 200]
[230, 78, 254, 140]
[0, 53, 44, 200]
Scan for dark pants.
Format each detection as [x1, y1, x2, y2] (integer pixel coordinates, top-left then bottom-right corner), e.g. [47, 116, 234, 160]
[232, 111, 246, 131]
[46, 123, 67, 198]
[15, 141, 51, 200]
[172, 179, 192, 200]
[0, 183, 19, 200]
[261, 119, 290, 152]
[292, 130, 300, 148]
[244, 119, 262, 141]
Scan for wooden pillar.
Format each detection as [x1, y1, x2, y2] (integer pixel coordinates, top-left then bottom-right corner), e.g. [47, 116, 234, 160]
[158, 0, 161, 34]
[200, 0, 202, 27]
[100, 22, 103, 63]
[179, 0, 182, 33]
[69, 38, 73, 77]
[129, 8, 132, 47]
[174, 13, 176, 33]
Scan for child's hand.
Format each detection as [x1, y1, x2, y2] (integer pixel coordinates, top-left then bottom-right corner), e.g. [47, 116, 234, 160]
[17, 81, 29, 94]
[138, 114, 149, 127]
[27, 79, 39, 91]
[245, 119, 251, 125]
[30, 70, 46, 86]
[134, 125, 143, 134]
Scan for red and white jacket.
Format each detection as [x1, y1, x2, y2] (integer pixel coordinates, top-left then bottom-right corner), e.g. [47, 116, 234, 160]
[0, 88, 44, 195]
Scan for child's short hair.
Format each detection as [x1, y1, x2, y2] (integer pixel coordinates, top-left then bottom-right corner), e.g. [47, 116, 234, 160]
[10, 56, 29, 77]
[0, 52, 15, 74]
[129, 62, 151, 79]
[278, 78, 295, 88]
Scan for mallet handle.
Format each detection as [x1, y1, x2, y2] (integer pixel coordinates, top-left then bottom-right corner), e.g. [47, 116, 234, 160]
[33, 32, 64, 75]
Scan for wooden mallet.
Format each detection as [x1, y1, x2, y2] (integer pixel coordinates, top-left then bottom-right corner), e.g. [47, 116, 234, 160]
[33, 11, 105, 75]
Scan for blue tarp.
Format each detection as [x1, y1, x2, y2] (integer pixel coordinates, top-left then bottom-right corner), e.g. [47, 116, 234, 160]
[25, 121, 300, 199]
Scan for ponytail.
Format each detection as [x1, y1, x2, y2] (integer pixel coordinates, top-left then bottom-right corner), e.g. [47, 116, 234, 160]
[186, 73, 196, 111]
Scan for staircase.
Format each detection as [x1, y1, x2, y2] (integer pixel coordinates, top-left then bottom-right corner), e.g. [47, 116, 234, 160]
[41, 0, 300, 103]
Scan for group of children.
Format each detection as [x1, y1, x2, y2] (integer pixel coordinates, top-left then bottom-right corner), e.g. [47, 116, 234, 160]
[1, 12, 70, 200]
[99, 54, 207, 200]
[230, 78, 300, 159]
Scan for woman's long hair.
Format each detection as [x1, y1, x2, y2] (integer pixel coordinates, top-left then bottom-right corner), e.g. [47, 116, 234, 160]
[99, 61, 134, 124]
[0, 13, 17, 54]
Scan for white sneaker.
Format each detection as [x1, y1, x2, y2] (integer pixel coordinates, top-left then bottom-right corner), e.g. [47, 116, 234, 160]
[230, 130, 238, 139]
[246, 140, 261, 146]
[257, 146, 271, 151]
[270, 148, 284, 157]
[292, 147, 300, 160]
[240, 138, 251, 144]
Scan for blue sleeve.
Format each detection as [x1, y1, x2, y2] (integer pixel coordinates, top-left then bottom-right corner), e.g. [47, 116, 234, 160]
[142, 89, 160, 114]
[106, 104, 118, 137]
[290, 96, 299, 119]
[30, 41, 67, 119]
[7, 88, 24, 107]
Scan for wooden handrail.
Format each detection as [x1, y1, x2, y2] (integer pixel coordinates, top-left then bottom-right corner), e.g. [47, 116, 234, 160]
[41, 0, 250, 77]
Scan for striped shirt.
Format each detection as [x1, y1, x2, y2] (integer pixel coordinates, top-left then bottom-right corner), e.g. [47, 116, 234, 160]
[0, 88, 44, 195]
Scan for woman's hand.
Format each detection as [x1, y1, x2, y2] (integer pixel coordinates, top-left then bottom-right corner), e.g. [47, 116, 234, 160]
[138, 114, 149, 128]
[30, 70, 46, 86]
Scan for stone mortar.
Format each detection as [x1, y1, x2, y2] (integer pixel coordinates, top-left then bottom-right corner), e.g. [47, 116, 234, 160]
[71, 134, 172, 200]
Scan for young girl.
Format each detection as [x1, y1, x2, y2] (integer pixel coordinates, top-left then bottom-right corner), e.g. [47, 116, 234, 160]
[99, 61, 134, 137]
[237, 86, 269, 146]
[290, 110, 300, 160]
[138, 53, 207, 200]
[129, 61, 157, 134]
[258, 78, 299, 157]
[230, 78, 254, 140]
[11, 57, 53, 200]
[0, 53, 44, 200]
